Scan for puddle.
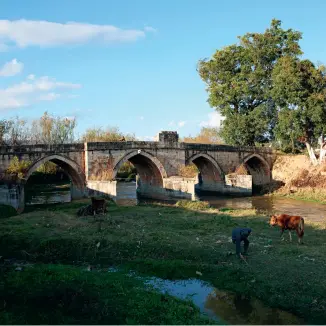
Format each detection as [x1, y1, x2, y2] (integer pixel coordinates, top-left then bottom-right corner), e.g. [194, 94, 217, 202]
[108, 268, 304, 325]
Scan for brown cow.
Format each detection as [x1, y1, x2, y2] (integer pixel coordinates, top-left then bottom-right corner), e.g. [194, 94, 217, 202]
[269, 214, 304, 244]
[91, 197, 107, 216]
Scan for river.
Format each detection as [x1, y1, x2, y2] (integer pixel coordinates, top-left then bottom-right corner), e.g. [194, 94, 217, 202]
[200, 195, 326, 223]
[25, 188, 326, 224]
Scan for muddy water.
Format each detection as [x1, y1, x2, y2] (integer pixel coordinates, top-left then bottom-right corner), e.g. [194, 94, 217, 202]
[108, 268, 303, 324]
[201, 195, 326, 223]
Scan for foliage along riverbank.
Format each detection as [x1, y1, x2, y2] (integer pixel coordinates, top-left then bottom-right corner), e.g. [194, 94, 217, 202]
[0, 200, 326, 324]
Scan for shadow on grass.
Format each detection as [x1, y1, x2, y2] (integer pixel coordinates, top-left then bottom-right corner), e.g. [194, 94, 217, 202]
[0, 200, 326, 324]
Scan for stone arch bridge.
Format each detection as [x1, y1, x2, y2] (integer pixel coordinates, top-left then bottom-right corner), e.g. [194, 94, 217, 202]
[0, 131, 275, 211]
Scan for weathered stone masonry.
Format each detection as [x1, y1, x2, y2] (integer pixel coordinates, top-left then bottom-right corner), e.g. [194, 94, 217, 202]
[0, 131, 275, 211]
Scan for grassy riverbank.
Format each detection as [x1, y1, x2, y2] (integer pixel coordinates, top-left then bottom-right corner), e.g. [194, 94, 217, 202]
[0, 263, 212, 325]
[1, 200, 326, 324]
[271, 187, 326, 204]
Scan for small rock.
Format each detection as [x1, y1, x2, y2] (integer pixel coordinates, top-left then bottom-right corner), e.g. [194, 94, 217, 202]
[196, 271, 203, 276]
[215, 240, 222, 244]
[15, 266, 23, 271]
[196, 237, 199, 241]
[86, 265, 92, 271]
[96, 242, 100, 248]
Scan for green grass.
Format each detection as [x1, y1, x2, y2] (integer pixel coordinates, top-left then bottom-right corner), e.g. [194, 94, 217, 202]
[0, 204, 17, 218]
[0, 264, 212, 325]
[176, 199, 211, 210]
[1, 199, 326, 324]
[272, 187, 326, 204]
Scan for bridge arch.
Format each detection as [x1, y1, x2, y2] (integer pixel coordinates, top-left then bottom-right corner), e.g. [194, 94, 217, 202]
[187, 153, 224, 184]
[24, 154, 85, 189]
[113, 150, 167, 187]
[238, 153, 271, 188]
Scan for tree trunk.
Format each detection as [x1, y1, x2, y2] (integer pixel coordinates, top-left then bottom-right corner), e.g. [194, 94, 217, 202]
[291, 137, 295, 154]
[305, 142, 318, 165]
[319, 134, 326, 164]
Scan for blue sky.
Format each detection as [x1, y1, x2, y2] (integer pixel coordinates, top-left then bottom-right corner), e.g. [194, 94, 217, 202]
[0, 0, 325, 140]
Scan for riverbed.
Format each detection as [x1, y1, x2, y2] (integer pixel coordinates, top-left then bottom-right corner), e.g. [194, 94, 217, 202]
[25, 186, 326, 224]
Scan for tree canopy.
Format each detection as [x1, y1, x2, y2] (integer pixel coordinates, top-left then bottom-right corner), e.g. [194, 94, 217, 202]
[198, 19, 302, 146]
[198, 19, 326, 164]
[272, 57, 326, 162]
[183, 127, 223, 144]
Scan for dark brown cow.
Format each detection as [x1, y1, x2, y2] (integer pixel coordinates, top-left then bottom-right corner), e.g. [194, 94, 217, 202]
[91, 197, 107, 216]
[269, 214, 304, 244]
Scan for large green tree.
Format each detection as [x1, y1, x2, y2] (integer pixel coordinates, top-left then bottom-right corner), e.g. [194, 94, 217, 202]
[198, 19, 302, 146]
[272, 57, 326, 164]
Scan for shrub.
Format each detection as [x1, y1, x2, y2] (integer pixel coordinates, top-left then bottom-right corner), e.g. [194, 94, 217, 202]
[175, 200, 210, 210]
[6, 156, 31, 180]
[0, 204, 17, 218]
[178, 164, 199, 178]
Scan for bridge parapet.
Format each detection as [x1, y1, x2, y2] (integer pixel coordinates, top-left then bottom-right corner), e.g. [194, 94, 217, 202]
[0, 143, 84, 155]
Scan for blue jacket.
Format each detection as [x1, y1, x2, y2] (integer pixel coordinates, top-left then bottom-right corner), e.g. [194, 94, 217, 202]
[232, 227, 251, 255]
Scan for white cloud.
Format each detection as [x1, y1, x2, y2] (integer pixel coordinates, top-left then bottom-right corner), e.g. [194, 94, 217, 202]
[169, 120, 175, 126]
[144, 26, 157, 33]
[0, 19, 151, 50]
[178, 121, 186, 127]
[139, 116, 144, 120]
[199, 112, 225, 128]
[0, 58, 24, 76]
[0, 75, 81, 110]
[38, 92, 61, 101]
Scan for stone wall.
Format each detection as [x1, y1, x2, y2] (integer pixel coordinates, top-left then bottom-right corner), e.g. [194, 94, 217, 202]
[225, 174, 252, 195]
[87, 181, 138, 206]
[0, 184, 24, 211]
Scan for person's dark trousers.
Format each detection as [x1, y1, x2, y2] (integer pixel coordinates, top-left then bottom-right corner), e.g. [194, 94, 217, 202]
[243, 238, 249, 254]
[232, 238, 250, 254]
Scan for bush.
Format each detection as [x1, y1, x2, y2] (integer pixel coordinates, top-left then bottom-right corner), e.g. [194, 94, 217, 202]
[6, 156, 31, 180]
[0, 204, 17, 218]
[175, 200, 210, 210]
[178, 164, 199, 178]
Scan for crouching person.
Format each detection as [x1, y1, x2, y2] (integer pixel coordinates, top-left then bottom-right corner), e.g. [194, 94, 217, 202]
[232, 227, 252, 259]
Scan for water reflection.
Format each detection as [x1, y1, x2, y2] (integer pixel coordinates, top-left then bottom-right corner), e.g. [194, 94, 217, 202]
[205, 289, 302, 325]
[201, 195, 326, 223]
[107, 267, 303, 325]
[147, 277, 303, 324]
